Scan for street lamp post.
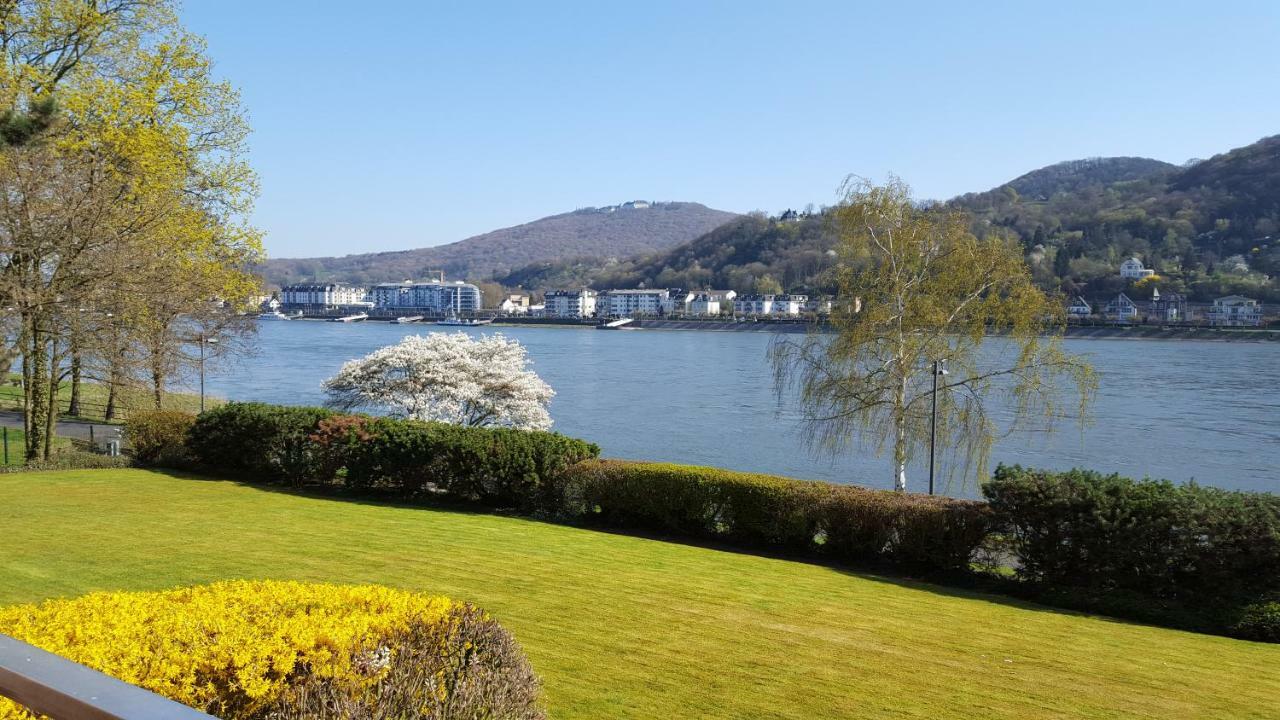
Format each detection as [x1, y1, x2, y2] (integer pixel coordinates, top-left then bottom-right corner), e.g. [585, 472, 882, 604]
[199, 334, 218, 413]
[929, 358, 949, 496]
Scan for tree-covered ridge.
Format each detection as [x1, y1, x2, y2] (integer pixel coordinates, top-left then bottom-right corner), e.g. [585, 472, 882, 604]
[261, 201, 738, 287]
[499, 212, 840, 295]
[499, 135, 1280, 304]
[953, 135, 1280, 302]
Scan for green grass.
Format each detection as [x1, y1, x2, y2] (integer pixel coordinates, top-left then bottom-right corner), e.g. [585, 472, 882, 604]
[0, 373, 214, 423]
[0, 427, 70, 466]
[2, 469, 1277, 719]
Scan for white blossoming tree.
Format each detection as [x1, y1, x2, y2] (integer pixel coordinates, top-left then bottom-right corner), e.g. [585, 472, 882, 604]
[322, 333, 555, 430]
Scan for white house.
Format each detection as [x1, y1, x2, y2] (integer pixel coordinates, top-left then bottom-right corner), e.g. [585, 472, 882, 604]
[1104, 293, 1139, 323]
[598, 289, 669, 317]
[545, 289, 597, 318]
[663, 290, 695, 315]
[1120, 258, 1155, 280]
[281, 284, 369, 308]
[1208, 295, 1263, 327]
[499, 294, 530, 315]
[1066, 296, 1092, 318]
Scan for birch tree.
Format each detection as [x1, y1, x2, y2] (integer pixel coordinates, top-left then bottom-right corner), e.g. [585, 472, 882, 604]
[772, 178, 1096, 492]
[324, 333, 555, 431]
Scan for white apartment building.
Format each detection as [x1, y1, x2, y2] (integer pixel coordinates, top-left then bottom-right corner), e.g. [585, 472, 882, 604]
[734, 294, 809, 316]
[281, 284, 369, 308]
[598, 289, 669, 317]
[545, 289, 597, 318]
[1120, 258, 1155, 280]
[689, 292, 720, 316]
[371, 280, 482, 313]
[1208, 295, 1263, 327]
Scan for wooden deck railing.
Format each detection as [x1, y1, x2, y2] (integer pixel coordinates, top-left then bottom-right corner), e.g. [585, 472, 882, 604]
[0, 634, 217, 719]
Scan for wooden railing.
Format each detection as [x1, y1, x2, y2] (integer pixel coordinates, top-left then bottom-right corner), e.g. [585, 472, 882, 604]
[0, 634, 217, 719]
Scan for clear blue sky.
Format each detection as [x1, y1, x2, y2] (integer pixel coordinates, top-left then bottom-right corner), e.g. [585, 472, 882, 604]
[180, 0, 1280, 259]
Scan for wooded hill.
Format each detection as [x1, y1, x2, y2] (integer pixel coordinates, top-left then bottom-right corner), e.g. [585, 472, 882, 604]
[498, 135, 1280, 303]
[261, 202, 738, 287]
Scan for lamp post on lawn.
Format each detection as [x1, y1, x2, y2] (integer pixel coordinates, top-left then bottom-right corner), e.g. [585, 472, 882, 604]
[929, 358, 949, 496]
[199, 334, 218, 413]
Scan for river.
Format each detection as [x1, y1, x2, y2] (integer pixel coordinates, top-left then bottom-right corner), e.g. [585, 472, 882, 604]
[202, 321, 1280, 497]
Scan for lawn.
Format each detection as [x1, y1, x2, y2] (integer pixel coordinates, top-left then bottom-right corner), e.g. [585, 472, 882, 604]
[1, 470, 1277, 719]
[0, 428, 70, 466]
[0, 373, 214, 423]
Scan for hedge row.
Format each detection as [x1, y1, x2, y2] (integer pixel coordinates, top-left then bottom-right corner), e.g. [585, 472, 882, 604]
[183, 402, 601, 514]
[985, 465, 1280, 639]
[563, 460, 990, 571]
[164, 403, 989, 572]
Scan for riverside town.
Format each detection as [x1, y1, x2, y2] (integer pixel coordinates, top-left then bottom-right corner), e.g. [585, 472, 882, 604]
[1, 2, 1278, 720]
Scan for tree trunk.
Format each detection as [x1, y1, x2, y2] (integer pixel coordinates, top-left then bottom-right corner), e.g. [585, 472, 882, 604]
[44, 357, 58, 460]
[24, 314, 48, 461]
[68, 347, 82, 417]
[151, 362, 164, 410]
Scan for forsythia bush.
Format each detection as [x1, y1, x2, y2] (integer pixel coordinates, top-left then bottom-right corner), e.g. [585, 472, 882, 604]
[0, 581, 543, 719]
[125, 409, 196, 464]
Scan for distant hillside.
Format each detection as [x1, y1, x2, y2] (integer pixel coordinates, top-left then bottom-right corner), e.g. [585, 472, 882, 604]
[498, 135, 1280, 305]
[499, 212, 839, 295]
[261, 202, 739, 287]
[957, 157, 1178, 204]
[951, 134, 1280, 302]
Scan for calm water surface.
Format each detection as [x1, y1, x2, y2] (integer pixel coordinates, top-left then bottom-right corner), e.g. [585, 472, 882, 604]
[204, 322, 1280, 497]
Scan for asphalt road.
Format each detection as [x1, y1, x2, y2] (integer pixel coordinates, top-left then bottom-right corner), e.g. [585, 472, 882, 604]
[0, 410, 122, 446]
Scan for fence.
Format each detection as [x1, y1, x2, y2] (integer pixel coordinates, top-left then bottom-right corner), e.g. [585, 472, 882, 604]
[0, 634, 217, 719]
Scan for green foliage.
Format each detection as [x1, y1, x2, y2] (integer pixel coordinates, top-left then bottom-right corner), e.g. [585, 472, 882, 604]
[564, 460, 990, 572]
[0, 451, 134, 473]
[329, 415, 600, 513]
[1232, 600, 1280, 643]
[984, 465, 1280, 622]
[186, 402, 335, 484]
[125, 409, 196, 465]
[191, 405, 600, 513]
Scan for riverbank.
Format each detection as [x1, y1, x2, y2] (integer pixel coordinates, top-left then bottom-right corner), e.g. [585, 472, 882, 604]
[284, 313, 1279, 340]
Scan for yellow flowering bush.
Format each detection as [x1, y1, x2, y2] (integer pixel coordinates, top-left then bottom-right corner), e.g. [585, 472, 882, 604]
[0, 581, 543, 719]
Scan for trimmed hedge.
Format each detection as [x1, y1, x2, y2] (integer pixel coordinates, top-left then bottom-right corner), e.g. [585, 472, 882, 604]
[984, 465, 1280, 627]
[187, 402, 336, 484]
[315, 415, 601, 513]
[186, 403, 600, 513]
[564, 460, 990, 571]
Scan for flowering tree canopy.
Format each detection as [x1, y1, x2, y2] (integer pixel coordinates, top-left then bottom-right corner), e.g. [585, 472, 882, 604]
[323, 333, 555, 430]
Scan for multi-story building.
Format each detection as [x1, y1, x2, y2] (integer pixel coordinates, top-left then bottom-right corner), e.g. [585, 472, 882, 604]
[598, 289, 669, 317]
[689, 292, 720, 316]
[736, 294, 809, 316]
[370, 279, 482, 313]
[663, 290, 694, 315]
[281, 284, 369, 309]
[1208, 295, 1263, 327]
[545, 289, 597, 318]
[1148, 289, 1189, 322]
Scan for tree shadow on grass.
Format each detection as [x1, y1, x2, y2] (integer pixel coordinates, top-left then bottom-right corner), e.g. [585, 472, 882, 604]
[140, 467, 1225, 640]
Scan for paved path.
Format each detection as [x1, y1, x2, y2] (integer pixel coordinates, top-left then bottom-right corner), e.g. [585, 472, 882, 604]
[0, 410, 121, 445]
